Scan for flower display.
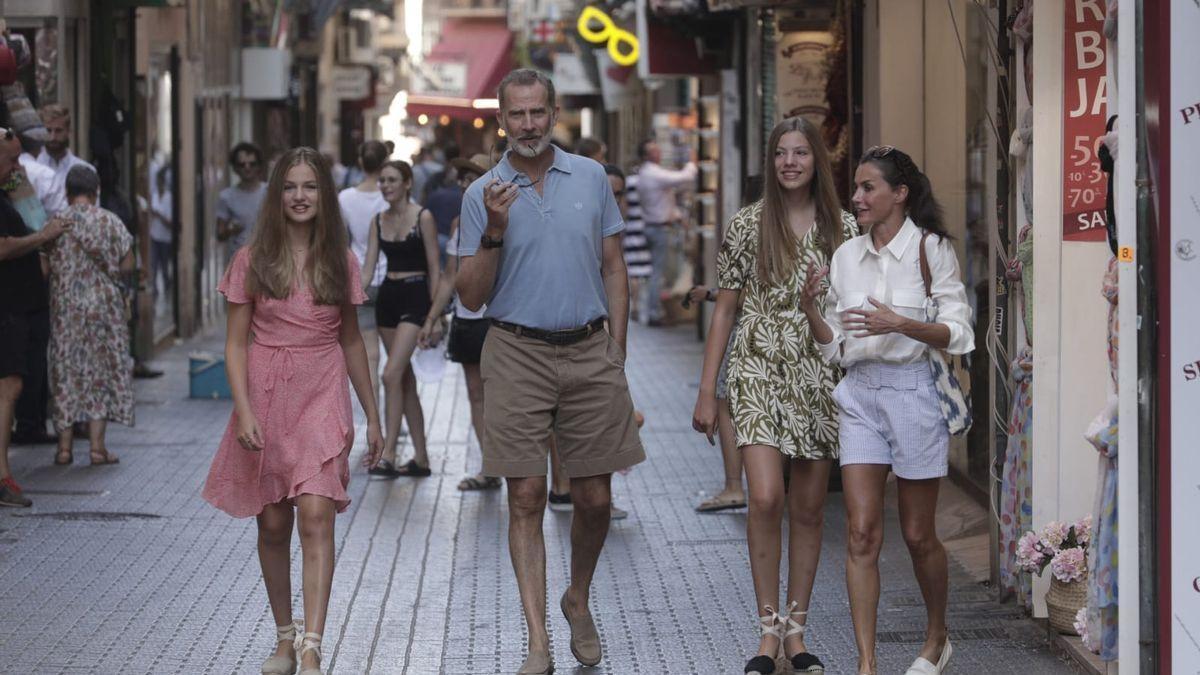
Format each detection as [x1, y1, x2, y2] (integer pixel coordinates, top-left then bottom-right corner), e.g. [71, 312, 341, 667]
[1015, 531, 1046, 571]
[1074, 607, 1098, 652]
[1051, 547, 1087, 583]
[1041, 520, 1069, 549]
[1075, 515, 1093, 547]
[1014, 517, 1092, 580]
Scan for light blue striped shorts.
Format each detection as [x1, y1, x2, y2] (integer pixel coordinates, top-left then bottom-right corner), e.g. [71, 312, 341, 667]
[832, 360, 949, 480]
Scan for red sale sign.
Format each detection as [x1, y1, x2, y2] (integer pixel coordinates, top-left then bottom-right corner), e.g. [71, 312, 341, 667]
[1062, 0, 1109, 241]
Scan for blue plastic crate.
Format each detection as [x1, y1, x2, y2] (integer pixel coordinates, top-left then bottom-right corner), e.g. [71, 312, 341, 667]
[189, 353, 232, 399]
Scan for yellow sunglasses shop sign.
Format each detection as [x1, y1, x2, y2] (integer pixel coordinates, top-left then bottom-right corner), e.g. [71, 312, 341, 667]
[577, 7, 639, 67]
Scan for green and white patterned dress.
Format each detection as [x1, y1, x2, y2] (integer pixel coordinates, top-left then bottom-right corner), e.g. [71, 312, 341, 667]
[716, 201, 860, 459]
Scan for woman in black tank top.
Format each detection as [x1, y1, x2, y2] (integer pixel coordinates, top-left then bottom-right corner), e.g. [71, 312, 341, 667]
[359, 159, 442, 478]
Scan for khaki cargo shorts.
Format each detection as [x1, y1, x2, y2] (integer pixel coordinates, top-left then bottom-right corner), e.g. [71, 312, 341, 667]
[479, 326, 645, 478]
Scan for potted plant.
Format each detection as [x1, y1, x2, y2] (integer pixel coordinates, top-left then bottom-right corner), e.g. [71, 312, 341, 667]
[1015, 516, 1092, 634]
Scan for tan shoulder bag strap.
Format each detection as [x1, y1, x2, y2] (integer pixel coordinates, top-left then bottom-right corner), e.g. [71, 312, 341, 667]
[918, 231, 933, 298]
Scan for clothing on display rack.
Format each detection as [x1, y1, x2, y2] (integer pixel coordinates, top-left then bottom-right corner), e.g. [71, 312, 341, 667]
[1081, 258, 1119, 660]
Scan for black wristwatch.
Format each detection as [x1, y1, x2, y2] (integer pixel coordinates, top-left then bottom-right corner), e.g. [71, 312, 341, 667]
[480, 233, 504, 249]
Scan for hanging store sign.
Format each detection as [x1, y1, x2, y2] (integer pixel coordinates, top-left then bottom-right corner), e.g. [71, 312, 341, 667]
[331, 66, 372, 101]
[577, 6, 639, 67]
[412, 61, 468, 98]
[776, 30, 834, 124]
[553, 53, 599, 95]
[1061, 0, 1109, 242]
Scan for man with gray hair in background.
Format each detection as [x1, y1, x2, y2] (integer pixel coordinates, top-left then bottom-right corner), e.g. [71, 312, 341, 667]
[457, 68, 644, 674]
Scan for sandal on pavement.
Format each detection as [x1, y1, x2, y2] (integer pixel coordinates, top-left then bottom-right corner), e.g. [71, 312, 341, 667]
[778, 601, 825, 672]
[294, 631, 324, 675]
[745, 606, 783, 675]
[516, 651, 553, 674]
[368, 459, 402, 478]
[88, 449, 119, 465]
[394, 459, 432, 478]
[905, 638, 952, 674]
[262, 621, 300, 675]
[560, 591, 602, 666]
[54, 449, 73, 466]
[696, 493, 747, 512]
[457, 474, 501, 491]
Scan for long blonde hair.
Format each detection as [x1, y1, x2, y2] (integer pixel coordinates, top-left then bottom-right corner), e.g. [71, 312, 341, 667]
[756, 117, 844, 285]
[246, 147, 349, 305]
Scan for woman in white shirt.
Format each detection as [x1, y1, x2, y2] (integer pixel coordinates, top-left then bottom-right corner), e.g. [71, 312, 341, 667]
[800, 145, 973, 675]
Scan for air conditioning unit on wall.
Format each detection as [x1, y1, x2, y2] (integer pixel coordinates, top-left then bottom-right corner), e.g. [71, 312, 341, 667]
[337, 17, 375, 65]
[241, 48, 292, 100]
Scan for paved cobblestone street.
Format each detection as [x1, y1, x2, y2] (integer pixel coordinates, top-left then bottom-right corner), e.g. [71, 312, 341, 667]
[0, 324, 1078, 674]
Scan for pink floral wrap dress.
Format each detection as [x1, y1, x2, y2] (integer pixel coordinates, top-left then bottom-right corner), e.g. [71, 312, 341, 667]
[202, 248, 367, 518]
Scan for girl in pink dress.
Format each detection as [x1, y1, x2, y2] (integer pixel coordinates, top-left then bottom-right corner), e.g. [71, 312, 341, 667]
[202, 147, 383, 675]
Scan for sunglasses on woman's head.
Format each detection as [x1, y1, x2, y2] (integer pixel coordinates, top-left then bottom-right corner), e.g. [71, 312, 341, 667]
[865, 145, 895, 158]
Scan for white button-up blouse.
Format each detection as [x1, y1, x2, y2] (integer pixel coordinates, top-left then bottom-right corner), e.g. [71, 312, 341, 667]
[816, 217, 974, 367]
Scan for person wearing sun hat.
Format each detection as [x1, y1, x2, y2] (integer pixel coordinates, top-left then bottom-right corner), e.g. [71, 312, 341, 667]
[450, 153, 489, 180]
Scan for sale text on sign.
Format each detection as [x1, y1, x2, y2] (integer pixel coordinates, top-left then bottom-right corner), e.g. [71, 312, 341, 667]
[1061, 0, 1109, 242]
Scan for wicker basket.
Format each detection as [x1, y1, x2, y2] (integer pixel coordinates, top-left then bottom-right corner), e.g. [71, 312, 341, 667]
[1046, 574, 1088, 634]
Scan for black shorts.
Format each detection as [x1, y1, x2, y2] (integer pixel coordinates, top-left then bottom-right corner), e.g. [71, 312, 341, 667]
[447, 316, 490, 364]
[0, 311, 34, 379]
[376, 276, 431, 329]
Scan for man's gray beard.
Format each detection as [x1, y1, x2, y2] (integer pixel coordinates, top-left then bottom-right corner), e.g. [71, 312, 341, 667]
[511, 134, 551, 159]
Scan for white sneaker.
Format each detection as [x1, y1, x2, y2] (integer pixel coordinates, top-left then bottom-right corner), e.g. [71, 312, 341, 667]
[904, 639, 952, 674]
[611, 504, 628, 520]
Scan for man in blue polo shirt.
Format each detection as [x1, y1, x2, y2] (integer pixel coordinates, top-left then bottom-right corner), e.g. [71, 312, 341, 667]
[457, 69, 644, 675]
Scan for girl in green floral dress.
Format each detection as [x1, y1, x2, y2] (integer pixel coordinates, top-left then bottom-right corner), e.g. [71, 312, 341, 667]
[693, 117, 858, 675]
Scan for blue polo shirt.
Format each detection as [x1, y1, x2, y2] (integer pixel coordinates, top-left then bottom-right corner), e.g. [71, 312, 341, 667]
[458, 147, 625, 331]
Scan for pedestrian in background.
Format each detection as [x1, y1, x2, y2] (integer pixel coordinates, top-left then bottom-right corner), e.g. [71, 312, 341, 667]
[803, 145, 973, 675]
[423, 160, 462, 256]
[693, 116, 859, 675]
[36, 104, 94, 205]
[339, 140, 389, 399]
[622, 153, 651, 322]
[636, 137, 697, 327]
[688, 175, 763, 514]
[47, 166, 134, 466]
[0, 130, 68, 507]
[216, 142, 266, 264]
[202, 147, 383, 675]
[457, 69, 643, 674]
[687, 283, 745, 513]
[410, 146, 442, 207]
[423, 152, 500, 492]
[359, 159, 441, 478]
[14, 124, 65, 217]
[545, 163, 640, 520]
[574, 136, 606, 163]
[148, 163, 173, 300]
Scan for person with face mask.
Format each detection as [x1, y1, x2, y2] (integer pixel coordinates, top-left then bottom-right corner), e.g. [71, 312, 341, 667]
[456, 69, 644, 675]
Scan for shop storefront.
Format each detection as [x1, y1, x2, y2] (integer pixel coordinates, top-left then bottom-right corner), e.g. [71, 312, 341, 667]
[405, 18, 513, 157]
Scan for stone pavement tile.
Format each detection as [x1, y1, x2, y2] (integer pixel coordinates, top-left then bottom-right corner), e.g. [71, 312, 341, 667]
[0, 325, 1080, 674]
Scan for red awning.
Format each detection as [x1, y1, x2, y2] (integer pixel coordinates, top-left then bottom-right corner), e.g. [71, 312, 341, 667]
[407, 20, 514, 121]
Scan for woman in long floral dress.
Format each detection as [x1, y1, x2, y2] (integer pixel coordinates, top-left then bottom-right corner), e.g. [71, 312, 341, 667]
[693, 117, 858, 675]
[48, 166, 134, 466]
